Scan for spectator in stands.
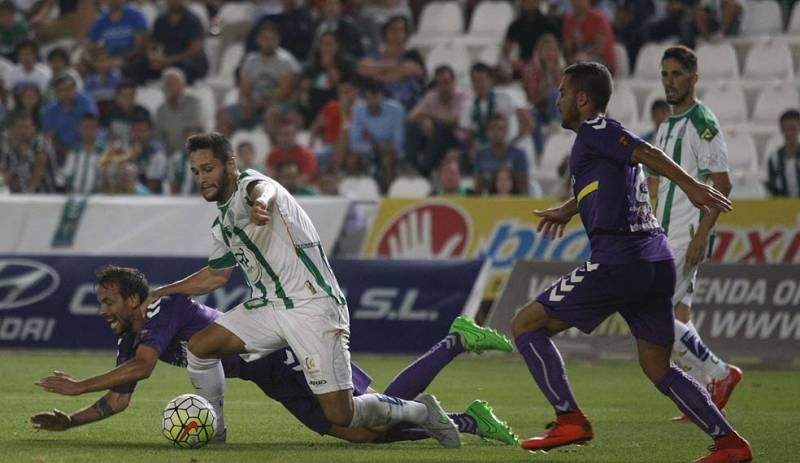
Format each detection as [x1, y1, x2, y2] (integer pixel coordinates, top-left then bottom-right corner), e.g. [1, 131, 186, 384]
[407, 64, 468, 176]
[42, 73, 98, 160]
[348, 78, 405, 192]
[642, 98, 670, 143]
[358, 0, 412, 27]
[563, 0, 616, 74]
[500, 0, 560, 78]
[6, 39, 50, 92]
[275, 159, 317, 196]
[765, 109, 800, 198]
[8, 83, 43, 129]
[459, 62, 533, 153]
[46, 47, 83, 95]
[316, 167, 341, 195]
[522, 33, 565, 153]
[0, 111, 56, 192]
[138, 0, 208, 84]
[28, 0, 96, 43]
[220, 21, 300, 136]
[83, 46, 123, 119]
[357, 15, 425, 111]
[168, 124, 203, 195]
[301, 30, 355, 126]
[236, 140, 258, 173]
[86, 0, 148, 76]
[155, 67, 203, 154]
[489, 164, 522, 196]
[432, 152, 470, 196]
[474, 113, 528, 196]
[612, 0, 655, 71]
[58, 113, 104, 194]
[312, 0, 364, 59]
[310, 77, 357, 170]
[103, 161, 149, 194]
[694, 0, 743, 42]
[102, 80, 150, 145]
[245, 0, 314, 64]
[127, 115, 167, 194]
[267, 119, 317, 181]
[0, 1, 30, 61]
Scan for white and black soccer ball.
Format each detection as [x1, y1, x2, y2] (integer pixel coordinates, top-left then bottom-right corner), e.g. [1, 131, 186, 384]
[162, 393, 216, 448]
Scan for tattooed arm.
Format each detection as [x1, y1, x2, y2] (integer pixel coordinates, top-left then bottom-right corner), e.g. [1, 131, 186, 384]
[30, 391, 131, 431]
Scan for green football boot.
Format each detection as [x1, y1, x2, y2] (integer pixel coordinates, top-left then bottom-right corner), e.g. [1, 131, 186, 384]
[464, 400, 520, 445]
[449, 316, 513, 353]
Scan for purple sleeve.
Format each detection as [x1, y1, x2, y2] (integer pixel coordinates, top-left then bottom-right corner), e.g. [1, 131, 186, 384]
[111, 334, 138, 394]
[138, 297, 181, 355]
[579, 118, 644, 164]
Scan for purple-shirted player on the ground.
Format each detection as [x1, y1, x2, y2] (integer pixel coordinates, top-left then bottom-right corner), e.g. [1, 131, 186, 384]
[31, 266, 518, 445]
[509, 62, 752, 462]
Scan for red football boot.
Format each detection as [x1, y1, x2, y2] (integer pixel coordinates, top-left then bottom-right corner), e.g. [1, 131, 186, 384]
[694, 432, 753, 463]
[520, 410, 593, 451]
[710, 365, 743, 411]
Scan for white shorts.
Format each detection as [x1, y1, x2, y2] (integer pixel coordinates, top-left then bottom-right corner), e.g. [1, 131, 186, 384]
[671, 247, 698, 308]
[215, 296, 353, 395]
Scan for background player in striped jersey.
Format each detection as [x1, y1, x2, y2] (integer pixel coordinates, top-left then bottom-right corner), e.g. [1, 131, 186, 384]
[32, 266, 518, 445]
[139, 133, 461, 448]
[648, 46, 742, 417]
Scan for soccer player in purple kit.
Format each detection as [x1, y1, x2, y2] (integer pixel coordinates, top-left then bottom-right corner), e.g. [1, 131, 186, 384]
[509, 63, 752, 462]
[31, 266, 519, 446]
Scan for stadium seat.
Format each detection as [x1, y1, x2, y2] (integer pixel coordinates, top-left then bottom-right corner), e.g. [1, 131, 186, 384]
[607, 85, 638, 126]
[742, 40, 793, 80]
[135, 85, 165, 118]
[725, 127, 759, 177]
[790, 1, 800, 34]
[614, 42, 630, 77]
[696, 42, 739, 79]
[186, 85, 217, 131]
[417, 1, 464, 38]
[634, 41, 674, 80]
[339, 176, 381, 200]
[425, 41, 472, 82]
[702, 83, 748, 124]
[216, 2, 255, 25]
[538, 130, 575, 180]
[478, 44, 501, 66]
[751, 83, 800, 124]
[387, 176, 433, 197]
[188, 2, 210, 31]
[139, 2, 158, 29]
[468, 1, 514, 38]
[639, 86, 666, 126]
[223, 87, 239, 106]
[209, 43, 245, 88]
[741, 0, 783, 35]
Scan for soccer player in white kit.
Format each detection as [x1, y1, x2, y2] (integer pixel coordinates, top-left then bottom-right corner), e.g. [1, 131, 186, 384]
[648, 46, 742, 418]
[144, 133, 460, 447]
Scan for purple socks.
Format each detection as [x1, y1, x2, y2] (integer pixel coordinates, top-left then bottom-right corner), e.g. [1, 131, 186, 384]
[384, 334, 465, 399]
[515, 330, 580, 414]
[656, 366, 733, 438]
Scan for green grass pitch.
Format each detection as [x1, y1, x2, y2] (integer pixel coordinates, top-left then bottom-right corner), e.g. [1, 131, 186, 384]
[1, 351, 797, 462]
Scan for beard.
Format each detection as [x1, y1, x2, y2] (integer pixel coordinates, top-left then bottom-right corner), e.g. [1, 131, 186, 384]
[202, 166, 231, 203]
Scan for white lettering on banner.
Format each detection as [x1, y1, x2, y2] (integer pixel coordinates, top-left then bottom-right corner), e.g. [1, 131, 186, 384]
[353, 288, 438, 321]
[772, 280, 800, 306]
[708, 310, 800, 340]
[0, 258, 60, 310]
[0, 317, 55, 341]
[692, 277, 768, 306]
[70, 284, 99, 315]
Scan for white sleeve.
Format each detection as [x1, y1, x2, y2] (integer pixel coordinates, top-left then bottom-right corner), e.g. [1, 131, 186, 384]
[696, 128, 729, 175]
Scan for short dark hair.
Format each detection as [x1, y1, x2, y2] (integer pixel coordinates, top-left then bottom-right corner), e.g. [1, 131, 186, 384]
[470, 62, 492, 76]
[52, 73, 76, 88]
[780, 109, 800, 126]
[662, 45, 697, 73]
[81, 113, 99, 123]
[46, 47, 70, 64]
[434, 65, 455, 80]
[651, 98, 669, 112]
[15, 39, 38, 57]
[360, 78, 384, 95]
[563, 61, 613, 112]
[95, 265, 149, 303]
[186, 132, 233, 163]
[257, 21, 281, 37]
[381, 15, 410, 39]
[117, 80, 137, 94]
[130, 113, 152, 127]
[488, 112, 508, 125]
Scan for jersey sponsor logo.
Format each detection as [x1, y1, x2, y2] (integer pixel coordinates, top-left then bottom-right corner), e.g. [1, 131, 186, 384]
[0, 316, 56, 341]
[0, 259, 60, 311]
[700, 128, 715, 140]
[375, 203, 471, 259]
[618, 135, 630, 146]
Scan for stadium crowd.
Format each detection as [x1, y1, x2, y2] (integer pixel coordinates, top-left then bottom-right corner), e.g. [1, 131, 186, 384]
[0, 0, 797, 198]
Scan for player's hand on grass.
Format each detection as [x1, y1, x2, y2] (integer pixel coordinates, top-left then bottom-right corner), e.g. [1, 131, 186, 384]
[534, 207, 573, 240]
[30, 409, 72, 431]
[250, 195, 275, 226]
[36, 371, 83, 396]
[685, 181, 732, 215]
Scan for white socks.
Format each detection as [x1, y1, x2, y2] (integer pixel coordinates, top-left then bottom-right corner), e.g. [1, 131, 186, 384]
[673, 319, 729, 386]
[349, 393, 427, 428]
[187, 350, 226, 434]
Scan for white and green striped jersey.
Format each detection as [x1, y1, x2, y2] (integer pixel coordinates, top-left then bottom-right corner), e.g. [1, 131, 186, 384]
[60, 142, 105, 194]
[652, 101, 729, 248]
[208, 169, 345, 308]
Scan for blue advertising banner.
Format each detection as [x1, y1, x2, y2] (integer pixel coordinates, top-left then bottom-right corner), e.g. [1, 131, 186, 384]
[0, 256, 484, 353]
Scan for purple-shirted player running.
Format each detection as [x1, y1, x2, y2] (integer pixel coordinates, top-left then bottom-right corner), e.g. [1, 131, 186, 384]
[32, 266, 518, 445]
[509, 62, 752, 463]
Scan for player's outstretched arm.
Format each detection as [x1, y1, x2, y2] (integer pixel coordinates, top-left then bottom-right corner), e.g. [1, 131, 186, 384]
[148, 266, 233, 302]
[534, 198, 578, 240]
[632, 142, 732, 215]
[36, 345, 159, 396]
[247, 180, 277, 226]
[31, 391, 131, 431]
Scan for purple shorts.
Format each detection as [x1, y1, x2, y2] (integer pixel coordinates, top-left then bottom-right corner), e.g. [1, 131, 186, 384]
[536, 260, 676, 346]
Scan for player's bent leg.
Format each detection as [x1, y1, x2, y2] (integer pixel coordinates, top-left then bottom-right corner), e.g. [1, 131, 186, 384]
[636, 337, 672, 384]
[327, 424, 382, 443]
[510, 301, 571, 338]
[187, 323, 247, 359]
[317, 389, 356, 426]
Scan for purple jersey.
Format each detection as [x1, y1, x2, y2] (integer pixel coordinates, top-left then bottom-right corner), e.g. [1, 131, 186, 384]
[570, 115, 672, 263]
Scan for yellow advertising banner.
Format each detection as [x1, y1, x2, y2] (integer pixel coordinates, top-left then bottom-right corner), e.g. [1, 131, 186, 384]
[362, 198, 800, 299]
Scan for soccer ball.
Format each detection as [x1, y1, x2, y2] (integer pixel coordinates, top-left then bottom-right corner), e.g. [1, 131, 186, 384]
[162, 393, 216, 448]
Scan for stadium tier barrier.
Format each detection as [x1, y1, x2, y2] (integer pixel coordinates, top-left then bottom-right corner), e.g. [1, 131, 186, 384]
[487, 261, 800, 369]
[361, 198, 800, 299]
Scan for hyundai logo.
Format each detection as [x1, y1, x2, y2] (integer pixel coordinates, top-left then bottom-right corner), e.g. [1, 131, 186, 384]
[0, 259, 60, 310]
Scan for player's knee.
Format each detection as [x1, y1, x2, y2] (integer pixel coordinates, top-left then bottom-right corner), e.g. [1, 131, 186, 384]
[674, 303, 691, 323]
[322, 406, 354, 427]
[511, 302, 547, 337]
[187, 331, 216, 359]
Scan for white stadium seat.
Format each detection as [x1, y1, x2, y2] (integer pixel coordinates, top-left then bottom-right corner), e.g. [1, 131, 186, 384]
[742, 0, 783, 35]
[417, 1, 463, 37]
[209, 43, 245, 87]
[538, 130, 575, 180]
[468, 1, 514, 38]
[425, 42, 472, 82]
[634, 42, 674, 80]
[614, 42, 630, 77]
[186, 85, 217, 131]
[751, 83, 800, 124]
[387, 177, 433, 197]
[790, 1, 800, 34]
[726, 128, 759, 175]
[701, 84, 748, 125]
[188, 2, 209, 31]
[339, 176, 381, 200]
[134, 85, 165, 118]
[607, 85, 638, 126]
[696, 42, 739, 79]
[742, 40, 793, 80]
[231, 129, 270, 169]
[639, 87, 667, 126]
